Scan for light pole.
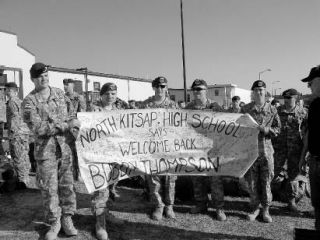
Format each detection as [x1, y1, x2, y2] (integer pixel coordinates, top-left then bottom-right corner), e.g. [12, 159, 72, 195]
[271, 80, 280, 96]
[274, 87, 282, 96]
[180, 0, 187, 103]
[258, 68, 271, 80]
[76, 67, 89, 108]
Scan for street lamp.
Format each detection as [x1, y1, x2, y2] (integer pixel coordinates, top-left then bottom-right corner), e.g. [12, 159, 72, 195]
[76, 67, 89, 108]
[258, 68, 271, 80]
[271, 80, 280, 96]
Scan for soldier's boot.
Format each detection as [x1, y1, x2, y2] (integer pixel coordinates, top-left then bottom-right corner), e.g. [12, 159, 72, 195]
[45, 218, 61, 240]
[216, 208, 227, 221]
[247, 208, 260, 221]
[262, 206, 273, 223]
[61, 214, 78, 236]
[95, 214, 109, 240]
[288, 198, 298, 212]
[105, 211, 125, 225]
[151, 206, 164, 221]
[190, 203, 207, 214]
[164, 205, 175, 219]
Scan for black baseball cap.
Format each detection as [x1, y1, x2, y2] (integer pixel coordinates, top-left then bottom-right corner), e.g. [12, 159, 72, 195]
[191, 79, 208, 89]
[301, 65, 320, 82]
[232, 96, 240, 101]
[100, 82, 117, 95]
[282, 88, 299, 97]
[30, 62, 48, 78]
[251, 80, 266, 90]
[152, 76, 167, 87]
[63, 78, 75, 85]
[4, 82, 18, 88]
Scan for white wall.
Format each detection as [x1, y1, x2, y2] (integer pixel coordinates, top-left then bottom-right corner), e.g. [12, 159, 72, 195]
[234, 88, 251, 103]
[48, 70, 153, 102]
[0, 31, 36, 97]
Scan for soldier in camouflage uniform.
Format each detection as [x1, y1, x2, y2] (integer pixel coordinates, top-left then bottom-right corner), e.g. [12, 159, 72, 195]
[272, 89, 308, 212]
[141, 76, 179, 221]
[5, 82, 31, 189]
[227, 96, 241, 113]
[186, 79, 227, 221]
[241, 80, 281, 223]
[90, 82, 128, 240]
[22, 63, 79, 240]
[63, 78, 86, 181]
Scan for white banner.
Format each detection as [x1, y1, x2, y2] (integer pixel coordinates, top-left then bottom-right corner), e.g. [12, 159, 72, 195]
[76, 109, 259, 193]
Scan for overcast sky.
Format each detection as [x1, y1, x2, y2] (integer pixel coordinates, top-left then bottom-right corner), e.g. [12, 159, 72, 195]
[1, 0, 320, 94]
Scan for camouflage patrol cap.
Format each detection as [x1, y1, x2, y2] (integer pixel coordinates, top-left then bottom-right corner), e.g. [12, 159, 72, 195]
[251, 80, 266, 90]
[63, 78, 75, 85]
[30, 62, 48, 78]
[191, 79, 208, 89]
[100, 82, 117, 95]
[4, 82, 18, 89]
[152, 76, 167, 87]
[282, 88, 299, 97]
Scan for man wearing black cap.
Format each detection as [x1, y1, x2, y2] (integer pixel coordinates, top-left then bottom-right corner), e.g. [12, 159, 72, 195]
[272, 89, 308, 212]
[241, 80, 281, 223]
[5, 82, 31, 189]
[90, 82, 128, 240]
[228, 96, 241, 113]
[63, 78, 86, 181]
[185, 79, 227, 221]
[22, 63, 79, 240]
[299, 65, 320, 230]
[141, 76, 179, 221]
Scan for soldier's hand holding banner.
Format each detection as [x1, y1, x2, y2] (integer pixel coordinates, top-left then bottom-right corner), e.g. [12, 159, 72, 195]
[76, 109, 259, 193]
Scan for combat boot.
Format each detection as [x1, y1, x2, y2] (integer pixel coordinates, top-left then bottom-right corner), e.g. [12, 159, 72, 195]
[288, 198, 298, 212]
[61, 214, 78, 236]
[45, 218, 61, 240]
[95, 213, 109, 240]
[216, 208, 227, 221]
[262, 206, 273, 223]
[151, 206, 164, 221]
[247, 208, 260, 221]
[164, 205, 175, 219]
[190, 203, 207, 214]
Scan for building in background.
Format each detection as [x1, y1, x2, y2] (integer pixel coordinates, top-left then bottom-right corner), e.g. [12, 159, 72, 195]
[0, 30, 153, 102]
[169, 84, 251, 108]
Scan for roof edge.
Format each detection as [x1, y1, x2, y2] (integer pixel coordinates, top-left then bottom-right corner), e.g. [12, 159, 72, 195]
[48, 66, 152, 83]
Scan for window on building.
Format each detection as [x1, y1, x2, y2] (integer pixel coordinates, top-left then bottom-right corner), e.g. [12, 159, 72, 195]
[93, 82, 101, 92]
[187, 94, 190, 102]
[215, 89, 219, 96]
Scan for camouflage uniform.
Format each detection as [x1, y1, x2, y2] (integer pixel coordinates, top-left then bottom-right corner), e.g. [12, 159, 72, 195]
[141, 96, 179, 209]
[22, 87, 76, 223]
[65, 91, 86, 180]
[90, 98, 128, 215]
[241, 101, 281, 208]
[185, 99, 225, 209]
[227, 106, 241, 113]
[6, 96, 31, 184]
[65, 91, 86, 117]
[273, 104, 308, 201]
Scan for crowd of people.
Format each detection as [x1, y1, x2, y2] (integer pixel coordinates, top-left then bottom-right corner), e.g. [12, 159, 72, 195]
[2, 62, 320, 240]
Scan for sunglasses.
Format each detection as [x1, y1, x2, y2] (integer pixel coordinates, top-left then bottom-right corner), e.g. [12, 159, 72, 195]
[193, 88, 206, 92]
[154, 85, 166, 89]
[284, 96, 293, 99]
